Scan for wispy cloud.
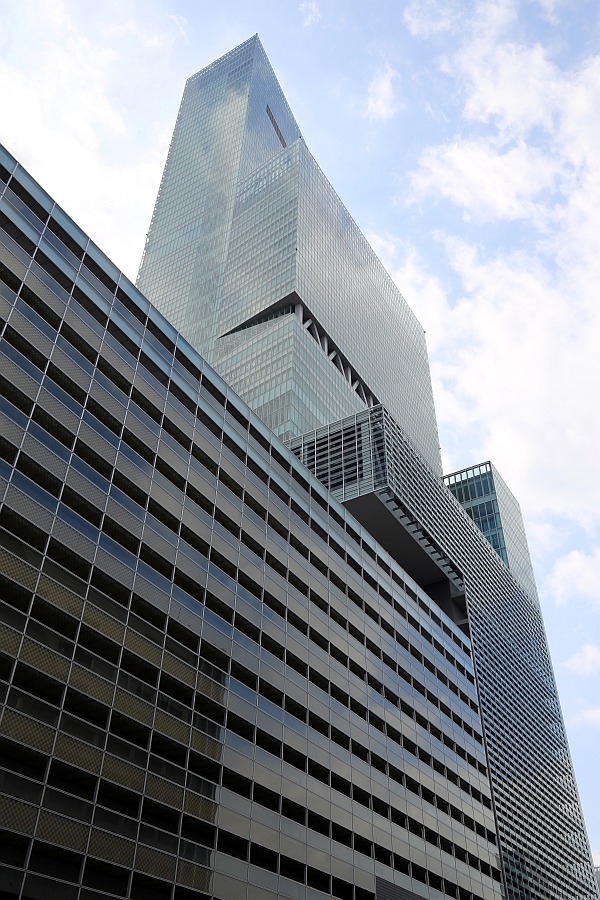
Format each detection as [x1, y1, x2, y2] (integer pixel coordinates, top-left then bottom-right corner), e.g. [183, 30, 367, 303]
[459, 40, 559, 139]
[573, 708, 600, 726]
[298, 2, 322, 27]
[548, 549, 600, 607]
[410, 138, 560, 223]
[364, 64, 401, 121]
[399, 0, 600, 529]
[169, 14, 188, 40]
[102, 18, 164, 49]
[564, 644, 600, 676]
[404, 0, 465, 37]
[0, 0, 183, 278]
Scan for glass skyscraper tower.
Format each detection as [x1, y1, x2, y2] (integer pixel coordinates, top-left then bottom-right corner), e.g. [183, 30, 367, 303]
[136, 36, 599, 900]
[444, 462, 537, 600]
[137, 35, 442, 474]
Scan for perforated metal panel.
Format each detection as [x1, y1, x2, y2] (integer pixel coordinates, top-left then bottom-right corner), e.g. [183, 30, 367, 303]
[0, 547, 39, 590]
[36, 810, 89, 851]
[53, 733, 103, 773]
[176, 858, 213, 891]
[0, 794, 38, 836]
[0, 351, 40, 400]
[135, 843, 177, 880]
[88, 828, 136, 867]
[1, 709, 55, 754]
[101, 753, 145, 792]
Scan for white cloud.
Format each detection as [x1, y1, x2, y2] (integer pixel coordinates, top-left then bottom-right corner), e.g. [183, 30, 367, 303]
[383, 230, 597, 519]
[459, 40, 559, 139]
[363, 225, 600, 524]
[564, 644, 600, 676]
[403, 0, 465, 37]
[298, 2, 321, 27]
[592, 848, 600, 866]
[410, 139, 560, 223]
[399, 2, 600, 531]
[525, 519, 566, 559]
[458, 245, 596, 522]
[548, 549, 600, 608]
[0, 0, 183, 278]
[364, 64, 401, 121]
[574, 708, 600, 726]
[532, 0, 561, 20]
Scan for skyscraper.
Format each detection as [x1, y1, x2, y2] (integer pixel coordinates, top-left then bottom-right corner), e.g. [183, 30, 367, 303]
[1, 142, 504, 900]
[136, 36, 599, 900]
[287, 408, 597, 900]
[444, 462, 537, 600]
[137, 35, 442, 474]
[0, 32, 597, 900]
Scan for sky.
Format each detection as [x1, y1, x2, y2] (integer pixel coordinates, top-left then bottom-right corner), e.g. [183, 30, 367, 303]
[1, 0, 599, 868]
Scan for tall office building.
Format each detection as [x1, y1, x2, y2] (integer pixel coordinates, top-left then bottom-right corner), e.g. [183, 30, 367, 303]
[288, 410, 597, 900]
[136, 36, 599, 900]
[1, 143, 504, 900]
[137, 35, 442, 475]
[0, 33, 597, 900]
[443, 463, 537, 600]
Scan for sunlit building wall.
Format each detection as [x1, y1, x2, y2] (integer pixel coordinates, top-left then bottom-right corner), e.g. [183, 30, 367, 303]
[137, 36, 442, 474]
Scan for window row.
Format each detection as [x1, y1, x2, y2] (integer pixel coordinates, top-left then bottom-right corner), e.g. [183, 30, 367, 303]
[0, 239, 472, 667]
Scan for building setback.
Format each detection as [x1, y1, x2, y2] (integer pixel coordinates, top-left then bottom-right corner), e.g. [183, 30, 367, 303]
[135, 36, 599, 900]
[136, 36, 442, 475]
[1, 144, 503, 900]
[288, 409, 598, 899]
[444, 463, 537, 600]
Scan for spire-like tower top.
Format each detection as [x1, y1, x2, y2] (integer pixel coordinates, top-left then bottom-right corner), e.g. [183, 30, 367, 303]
[137, 35, 443, 471]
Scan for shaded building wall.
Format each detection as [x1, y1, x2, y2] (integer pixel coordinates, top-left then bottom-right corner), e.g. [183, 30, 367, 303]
[0, 144, 504, 900]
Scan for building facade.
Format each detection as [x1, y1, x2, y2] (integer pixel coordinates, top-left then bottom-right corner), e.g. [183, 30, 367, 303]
[137, 35, 442, 474]
[288, 408, 598, 900]
[136, 36, 599, 900]
[1, 144, 504, 900]
[1, 33, 599, 900]
[444, 463, 537, 600]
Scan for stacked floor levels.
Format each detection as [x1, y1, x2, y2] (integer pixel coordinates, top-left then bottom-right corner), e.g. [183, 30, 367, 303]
[289, 409, 600, 900]
[137, 36, 442, 473]
[135, 35, 599, 900]
[0, 146, 504, 899]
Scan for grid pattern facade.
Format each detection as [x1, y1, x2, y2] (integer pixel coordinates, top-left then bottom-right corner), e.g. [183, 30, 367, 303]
[0, 147, 507, 900]
[136, 37, 443, 474]
[444, 464, 537, 600]
[288, 408, 600, 900]
[136, 37, 301, 355]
